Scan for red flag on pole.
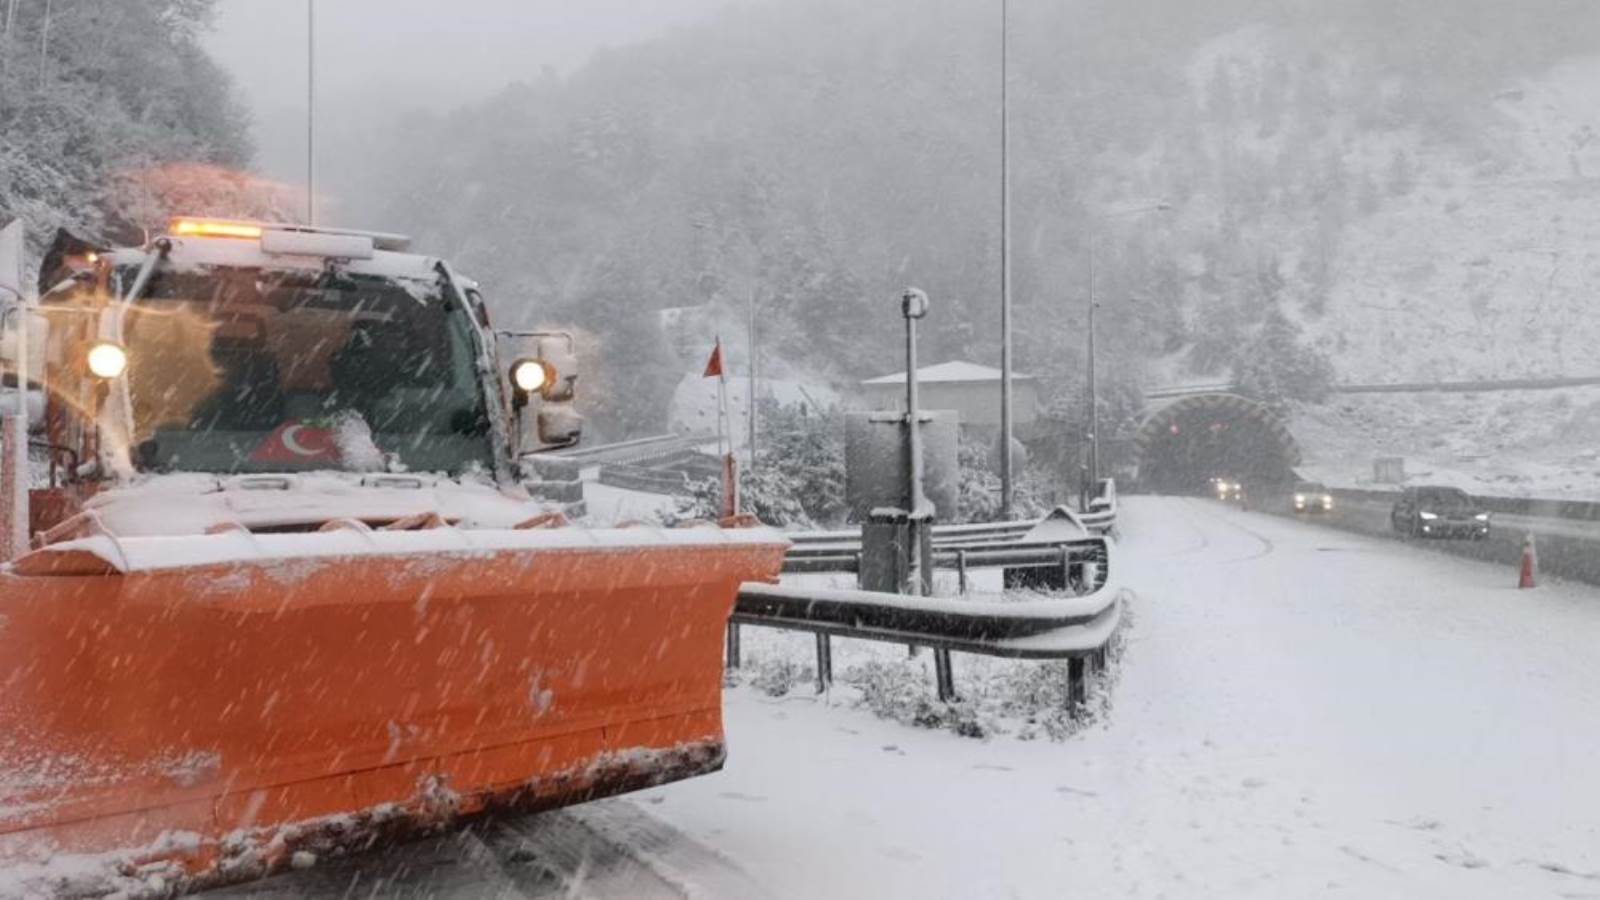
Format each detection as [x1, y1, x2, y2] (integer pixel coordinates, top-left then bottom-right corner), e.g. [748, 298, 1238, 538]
[702, 339, 724, 378]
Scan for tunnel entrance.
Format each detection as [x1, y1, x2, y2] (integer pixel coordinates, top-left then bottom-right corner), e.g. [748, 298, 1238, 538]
[1133, 394, 1300, 494]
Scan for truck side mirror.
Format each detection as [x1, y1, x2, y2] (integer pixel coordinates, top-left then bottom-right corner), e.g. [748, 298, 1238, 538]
[0, 306, 47, 426]
[496, 330, 583, 454]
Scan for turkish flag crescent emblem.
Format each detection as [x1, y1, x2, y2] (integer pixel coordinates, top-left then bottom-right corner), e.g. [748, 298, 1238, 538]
[250, 421, 340, 464]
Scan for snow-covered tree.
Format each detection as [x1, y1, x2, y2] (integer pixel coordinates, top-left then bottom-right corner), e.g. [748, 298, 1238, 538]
[1233, 307, 1335, 404]
[0, 0, 251, 253]
[674, 402, 848, 529]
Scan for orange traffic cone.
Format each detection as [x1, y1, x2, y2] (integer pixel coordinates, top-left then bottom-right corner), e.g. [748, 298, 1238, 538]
[1518, 534, 1538, 589]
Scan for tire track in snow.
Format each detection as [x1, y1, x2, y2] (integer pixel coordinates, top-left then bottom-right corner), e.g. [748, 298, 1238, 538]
[204, 800, 766, 899]
[489, 800, 769, 899]
[1175, 498, 1276, 562]
[1124, 495, 1212, 560]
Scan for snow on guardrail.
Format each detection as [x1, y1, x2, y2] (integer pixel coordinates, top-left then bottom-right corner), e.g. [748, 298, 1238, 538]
[550, 433, 712, 466]
[785, 479, 1119, 559]
[733, 526, 1127, 706]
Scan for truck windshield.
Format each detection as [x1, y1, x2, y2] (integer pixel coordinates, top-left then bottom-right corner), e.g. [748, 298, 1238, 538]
[121, 265, 496, 475]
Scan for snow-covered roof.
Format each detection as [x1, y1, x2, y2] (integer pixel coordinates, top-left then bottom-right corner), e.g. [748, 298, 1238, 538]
[862, 361, 1034, 386]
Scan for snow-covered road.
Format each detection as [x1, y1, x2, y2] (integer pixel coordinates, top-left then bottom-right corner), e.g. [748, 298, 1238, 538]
[637, 496, 1600, 898]
[215, 495, 1600, 898]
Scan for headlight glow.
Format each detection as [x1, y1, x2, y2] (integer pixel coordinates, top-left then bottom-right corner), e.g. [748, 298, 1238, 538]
[1418, 511, 1439, 520]
[1475, 513, 1490, 521]
[511, 359, 549, 393]
[87, 342, 128, 379]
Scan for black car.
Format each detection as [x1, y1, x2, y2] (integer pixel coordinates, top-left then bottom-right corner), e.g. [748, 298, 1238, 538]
[1390, 486, 1490, 540]
[1292, 481, 1334, 514]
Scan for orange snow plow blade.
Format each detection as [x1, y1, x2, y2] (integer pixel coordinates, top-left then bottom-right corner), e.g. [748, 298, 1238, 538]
[0, 525, 786, 893]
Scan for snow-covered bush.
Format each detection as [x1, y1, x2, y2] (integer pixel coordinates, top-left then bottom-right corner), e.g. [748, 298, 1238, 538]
[673, 402, 848, 528]
[956, 431, 1051, 523]
[748, 656, 807, 698]
[834, 655, 984, 737]
[838, 648, 1124, 742]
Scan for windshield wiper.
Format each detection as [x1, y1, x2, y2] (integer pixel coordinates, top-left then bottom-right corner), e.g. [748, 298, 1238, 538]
[119, 238, 172, 305]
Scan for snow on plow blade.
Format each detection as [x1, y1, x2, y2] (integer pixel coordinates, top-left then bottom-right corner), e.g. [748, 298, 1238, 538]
[0, 525, 786, 893]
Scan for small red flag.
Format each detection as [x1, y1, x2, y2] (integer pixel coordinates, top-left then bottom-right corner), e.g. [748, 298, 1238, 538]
[702, 340, 724, 378]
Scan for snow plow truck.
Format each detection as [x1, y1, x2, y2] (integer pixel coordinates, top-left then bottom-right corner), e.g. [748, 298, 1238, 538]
[0, 218, 787, 894]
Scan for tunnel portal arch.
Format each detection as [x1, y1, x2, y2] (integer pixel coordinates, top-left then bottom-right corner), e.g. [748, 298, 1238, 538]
[1133, 393, 1300, 494]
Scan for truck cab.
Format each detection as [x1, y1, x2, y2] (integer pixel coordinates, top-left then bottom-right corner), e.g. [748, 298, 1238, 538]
[4, 218, 583, 543]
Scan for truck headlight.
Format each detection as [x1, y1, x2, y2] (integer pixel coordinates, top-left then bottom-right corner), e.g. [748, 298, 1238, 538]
[1294, 494, 1306, 504]
[510, 359, 550, 394]
[1418, 511, 1438, 520]
[1474, 513, 1489, 521]
[87, 342, 128, 379]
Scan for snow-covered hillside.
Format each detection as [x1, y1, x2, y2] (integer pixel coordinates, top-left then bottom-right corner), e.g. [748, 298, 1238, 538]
[1293, 386, 1600, 499]
[1312, 55, 1600, 382]
[1150, 30, 1600, 483]
[1147, 27, 1600, 387]
[1288, 55, 1600, 482]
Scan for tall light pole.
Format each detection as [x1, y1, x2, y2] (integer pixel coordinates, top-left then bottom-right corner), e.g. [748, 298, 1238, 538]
[747, 285, 757, 467]
[901, 288, 931, 595]
[306, 0, 316, 225]
[998, 0, 1014, 517]
[1086, 200, 1171, 484]
[1086, 243, 1099, 485]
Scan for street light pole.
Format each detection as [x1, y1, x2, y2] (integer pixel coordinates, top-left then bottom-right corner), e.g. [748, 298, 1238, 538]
[1083, 200, 1170, 487]
[747, 285, 757, 468]
[1087, 241, 1099, 484]
[306, 0, 316, 225]
[998, 0, 1014, 518]
[901, 288, 931, 596]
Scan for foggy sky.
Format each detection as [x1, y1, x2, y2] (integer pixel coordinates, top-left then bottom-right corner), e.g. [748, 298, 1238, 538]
[206, 0, 741, 209]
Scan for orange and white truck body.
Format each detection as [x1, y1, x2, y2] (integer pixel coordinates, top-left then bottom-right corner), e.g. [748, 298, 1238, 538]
[0, 220, 784, 894]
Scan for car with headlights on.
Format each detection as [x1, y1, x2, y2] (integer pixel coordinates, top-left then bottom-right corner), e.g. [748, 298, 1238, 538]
[1390, 486, 1490, 539]
[1292, 481, 1334, 514]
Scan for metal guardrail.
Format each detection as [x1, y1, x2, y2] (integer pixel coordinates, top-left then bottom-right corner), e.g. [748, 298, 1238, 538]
[1148, 377, 1600, 400]
[730, 534, 1127, 706]
[783, 539, 1108, 590]
[737, 481, 1122, 706]
[786, 518, 1033, 545]
[1080, 477, 1117, 534]
[596, 463, 692, 495]
[1330, 485, 1600, 522]
[1144, 382, 1237, 400]
[569, 435, 722, 497]
[784, 480, 1119, 564]
[550, 433, 711, 466]
[1333, 375, 1600, 394]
